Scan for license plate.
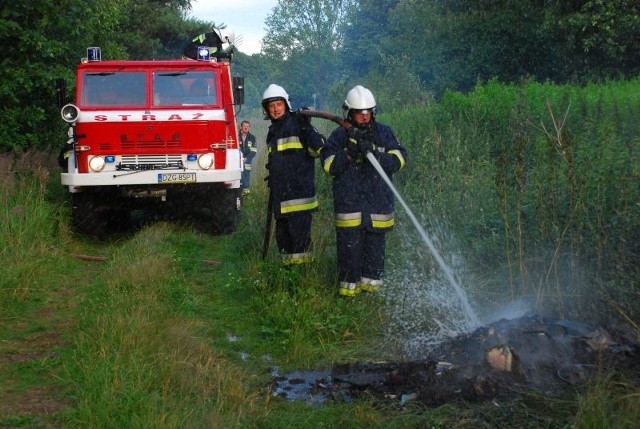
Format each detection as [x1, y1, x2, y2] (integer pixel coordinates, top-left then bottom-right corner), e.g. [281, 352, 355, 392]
[157, 173, 196, 183]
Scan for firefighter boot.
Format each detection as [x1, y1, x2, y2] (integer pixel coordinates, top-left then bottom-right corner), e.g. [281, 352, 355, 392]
[360, 277, 383, 293]
[339, 281, 361, 297]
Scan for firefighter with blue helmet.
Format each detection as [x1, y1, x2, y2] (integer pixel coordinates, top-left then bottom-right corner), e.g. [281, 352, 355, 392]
[262, 84, 326, 265]
[321, 85, 407, 297]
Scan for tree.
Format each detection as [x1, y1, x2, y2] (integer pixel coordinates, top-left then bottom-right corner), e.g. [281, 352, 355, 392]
[111, 0, 205, 60]
[380, 0, 640, 96]
[261, 0, 356, 109]
[342, 0, 398, 77]
[262, 0, 355, 58]
[0, 0, 125, 151]
[544, 0, 640, 80]
[385, 0, 556, 96]
[232, 52, 281, 117]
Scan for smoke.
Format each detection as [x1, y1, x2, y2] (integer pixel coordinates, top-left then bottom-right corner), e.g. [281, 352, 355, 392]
[379, 215, 595, 360]
[481, 298, 534, 325]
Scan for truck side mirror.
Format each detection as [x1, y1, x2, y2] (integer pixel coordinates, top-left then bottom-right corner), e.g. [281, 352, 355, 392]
[56, 79, 67, 109]
[232, 76, 244, 105]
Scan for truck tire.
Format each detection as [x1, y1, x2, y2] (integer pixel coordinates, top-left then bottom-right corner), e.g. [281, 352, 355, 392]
[71, 192, 109, 239]
[71, 191, 131, 240]
[199, 185, 241, 235]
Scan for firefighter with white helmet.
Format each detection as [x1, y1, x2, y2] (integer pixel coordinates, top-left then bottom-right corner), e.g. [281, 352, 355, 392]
[262, 84, 292, 115]
[321, 85, 407, 297]
[262, 84, 325, 265]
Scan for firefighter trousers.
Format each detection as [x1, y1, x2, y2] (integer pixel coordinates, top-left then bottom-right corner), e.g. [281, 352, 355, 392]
[275, 213, 313, 264]
[336, 228, 386, 284]
[241, 165, 251, 189]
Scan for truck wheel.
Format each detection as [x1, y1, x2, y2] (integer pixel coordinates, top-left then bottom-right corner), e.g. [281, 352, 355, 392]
[71, 192, 131, 239]
[201, 186, 241, 234]
[71, 192, 109, 239]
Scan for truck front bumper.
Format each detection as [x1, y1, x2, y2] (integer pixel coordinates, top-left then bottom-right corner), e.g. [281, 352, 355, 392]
[62, 168, 241, 188]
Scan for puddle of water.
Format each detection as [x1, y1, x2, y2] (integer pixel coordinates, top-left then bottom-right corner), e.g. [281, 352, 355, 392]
[271, 369, 336, 403]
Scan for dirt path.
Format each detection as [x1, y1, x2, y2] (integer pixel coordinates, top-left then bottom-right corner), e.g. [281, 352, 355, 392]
[0, 260, 102, 427]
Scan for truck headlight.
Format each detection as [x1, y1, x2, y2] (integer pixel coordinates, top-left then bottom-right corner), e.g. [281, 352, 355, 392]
[89, 156, 106, 172]
[198, 153, 214, 170]
[61, 104, 80, 123]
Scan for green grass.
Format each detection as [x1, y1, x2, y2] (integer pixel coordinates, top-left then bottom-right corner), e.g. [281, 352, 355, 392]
[0, 153, 391, 427]
[573, 378, 640, 429]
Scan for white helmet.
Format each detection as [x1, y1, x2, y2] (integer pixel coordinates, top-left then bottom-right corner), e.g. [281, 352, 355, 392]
[262, 84, 292, 111]
[214, 27, 236, 49]
[343, 85, 376, 114]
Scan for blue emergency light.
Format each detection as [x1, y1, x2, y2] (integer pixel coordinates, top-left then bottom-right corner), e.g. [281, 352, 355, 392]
[196, 46, 211, 61]
[87, 47, 101, 62]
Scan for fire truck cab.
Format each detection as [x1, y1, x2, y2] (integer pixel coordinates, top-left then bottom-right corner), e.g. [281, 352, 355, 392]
[59, 45, 244, 237]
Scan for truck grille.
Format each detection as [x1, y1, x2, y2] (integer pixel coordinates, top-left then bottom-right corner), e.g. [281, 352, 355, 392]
[121, 140, 182, 150]
[117, 155, 184, 171]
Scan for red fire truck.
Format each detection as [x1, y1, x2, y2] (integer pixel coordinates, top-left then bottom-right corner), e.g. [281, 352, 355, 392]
[59, 41, 244, 238]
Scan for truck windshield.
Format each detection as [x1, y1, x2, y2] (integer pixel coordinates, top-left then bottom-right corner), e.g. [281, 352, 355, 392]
[82, 71, 146, 107]
[153, 71, 217, 106]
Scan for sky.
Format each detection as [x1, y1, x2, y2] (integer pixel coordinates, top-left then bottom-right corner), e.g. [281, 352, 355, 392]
[188, 0, 279, 55]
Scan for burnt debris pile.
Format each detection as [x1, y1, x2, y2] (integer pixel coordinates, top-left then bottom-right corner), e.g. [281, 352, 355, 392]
[272, 315, 640, 406]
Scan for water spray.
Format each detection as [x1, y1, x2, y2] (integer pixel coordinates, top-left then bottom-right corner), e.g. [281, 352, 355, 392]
[365, 152, 480, 328]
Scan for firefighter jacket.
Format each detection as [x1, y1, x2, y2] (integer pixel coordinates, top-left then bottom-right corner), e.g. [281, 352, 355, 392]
[266, 112, 325, 219]
[239, 131, 257, 171]
[322, 121, 407, 231]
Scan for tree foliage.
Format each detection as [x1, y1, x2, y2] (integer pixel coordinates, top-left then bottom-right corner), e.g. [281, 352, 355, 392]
[0, 0, 207, 152]
[385, 0, 640, 96]
[262, 0, 355, 58]
[0, 0, 125, 151]
[342, 0, 398, 77]
[1, 0, 640, 151]
[259, 0, 357, 111]
[548, 0, 640, 79]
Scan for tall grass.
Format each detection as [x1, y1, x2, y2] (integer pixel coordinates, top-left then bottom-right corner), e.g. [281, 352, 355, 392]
[0, 152, 61, 307]
[382, 78, 640, 321]
[574, 378, 640, 429]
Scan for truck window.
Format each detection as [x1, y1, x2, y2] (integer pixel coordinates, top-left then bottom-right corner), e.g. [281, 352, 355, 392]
[82, 71, 146, 107]
[153, 71, 217, 106]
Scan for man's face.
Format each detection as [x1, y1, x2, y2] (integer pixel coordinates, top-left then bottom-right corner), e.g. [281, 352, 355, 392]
[352, 110, 372, 126]
[241, 123, 250, 133]
[268, 99, 287, 120]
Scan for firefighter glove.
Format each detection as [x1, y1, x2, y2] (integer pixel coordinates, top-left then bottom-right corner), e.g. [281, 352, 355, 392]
[346, 136, 359, 159]
[358, 139, 376, 154]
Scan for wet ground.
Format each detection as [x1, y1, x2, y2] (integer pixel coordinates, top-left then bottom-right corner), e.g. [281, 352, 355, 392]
[271, 314, 640, 407]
